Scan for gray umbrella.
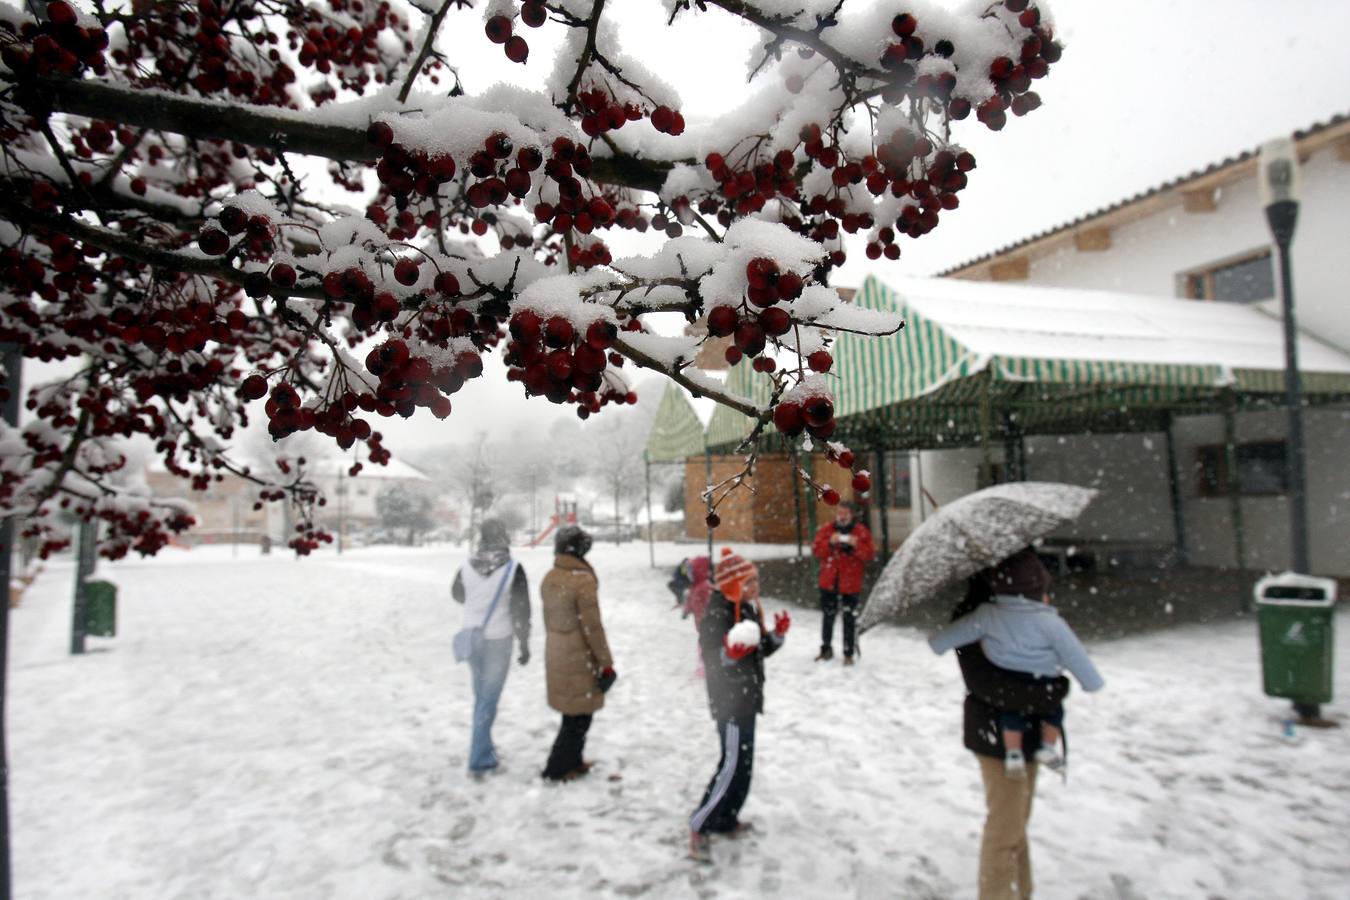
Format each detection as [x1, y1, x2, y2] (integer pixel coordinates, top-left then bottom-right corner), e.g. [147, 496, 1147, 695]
[858, 481, 1098, 631]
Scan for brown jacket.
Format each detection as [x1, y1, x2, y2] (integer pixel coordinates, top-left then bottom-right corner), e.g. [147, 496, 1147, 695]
[541, 554, 614, 715]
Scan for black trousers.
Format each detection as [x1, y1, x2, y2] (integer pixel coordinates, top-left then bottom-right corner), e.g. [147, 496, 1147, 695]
[820, 590, 860, 657]
[689, 715, 756, 834]
[543, 713, 592, 779]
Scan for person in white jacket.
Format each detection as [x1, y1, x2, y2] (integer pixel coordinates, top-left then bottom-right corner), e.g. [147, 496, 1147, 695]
[929, 548, 1103, 779]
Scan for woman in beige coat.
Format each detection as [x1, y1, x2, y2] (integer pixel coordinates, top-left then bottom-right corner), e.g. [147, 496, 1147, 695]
[540, 525, 616, 781]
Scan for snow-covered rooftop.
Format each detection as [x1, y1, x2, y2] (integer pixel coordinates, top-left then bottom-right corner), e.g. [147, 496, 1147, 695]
[886, 276, 1350, 375]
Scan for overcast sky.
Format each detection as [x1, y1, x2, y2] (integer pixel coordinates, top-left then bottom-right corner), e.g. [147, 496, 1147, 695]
[375, 0, 1350, 453]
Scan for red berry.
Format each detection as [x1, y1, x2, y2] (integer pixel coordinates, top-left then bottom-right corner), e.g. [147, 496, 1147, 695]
[822, 488, 841, 507]
[218, 206, 247, 235]
[270, 263, 296, 287]
[807, 350, 833, 373]
[892, 13, 917, 37]
[746, 257, 779, 290]
[585, 320, 616, 350]
[775, 271, 803, 300]
[724, 346, 743, 366]
[521, 1, 547, 27]
[544, 315, 574, 348]
[759, 307, 791, 337]
[434, 272, 460, 296]
[47, 1, 77, 28]
[239, 374, 267, 401]
[837, 450, 855, 468]
[773, 402, 805, 437]
[852, 473, 871, 493]
[706, 305, 738, 337]
[574, 344, 607, 374]
[394, 258, 419, 286]
[485, 15, 512, 44]
[651, 105, 676, 133]
[733, 321, 766, 356]
[129, 177, 147, 196]
[705, 512, 721, 529]
[802, 396, 834, 428]
[197, 228, 229, 255]
[509, 309, 542, 343]
[505, 35, 529, 63]
[366, 121, 394, 149]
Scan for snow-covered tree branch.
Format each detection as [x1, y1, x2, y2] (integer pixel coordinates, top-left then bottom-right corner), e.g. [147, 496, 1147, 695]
[0, 0, 1061, 555]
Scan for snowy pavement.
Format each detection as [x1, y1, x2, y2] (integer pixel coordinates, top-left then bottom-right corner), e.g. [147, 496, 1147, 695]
[9, 542, 1350, 899]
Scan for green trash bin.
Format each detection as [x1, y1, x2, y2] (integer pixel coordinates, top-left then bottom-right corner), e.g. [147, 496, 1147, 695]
[84, 580, 117, 638]
[1254, 573, 1336, 705]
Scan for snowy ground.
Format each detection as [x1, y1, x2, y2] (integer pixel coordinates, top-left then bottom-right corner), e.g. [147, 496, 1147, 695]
[9, 542, 1350, 899]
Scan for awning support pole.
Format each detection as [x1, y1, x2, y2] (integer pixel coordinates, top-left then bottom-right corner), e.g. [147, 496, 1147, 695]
[644, 450, 655, 568]
[1164, 413, 1189, 567]
[1222, 391, 1248, 608]
[978, 374, 994, 487]
[1002, 411, 1025, 481]
[875, 446, 891, 560]
[704, 447, 714, 571]
[791, 445, 805, 559]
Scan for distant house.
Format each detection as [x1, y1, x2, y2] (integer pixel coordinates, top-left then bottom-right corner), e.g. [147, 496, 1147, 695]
[144, 454, 434, 546]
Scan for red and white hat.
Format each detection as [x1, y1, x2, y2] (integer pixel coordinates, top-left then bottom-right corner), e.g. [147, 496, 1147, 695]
[713, 547, 758, 602]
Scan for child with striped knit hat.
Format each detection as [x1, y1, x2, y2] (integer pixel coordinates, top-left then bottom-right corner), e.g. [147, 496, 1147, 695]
[688, 548, 791, 863]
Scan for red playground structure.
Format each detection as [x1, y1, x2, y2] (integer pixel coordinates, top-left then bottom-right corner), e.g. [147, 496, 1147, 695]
[527, 497, 578, 547]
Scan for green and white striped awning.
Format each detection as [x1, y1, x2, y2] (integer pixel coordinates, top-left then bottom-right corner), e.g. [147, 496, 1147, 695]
[645, 382, 707, 462]
[704, 360, 776, 451]
[705, 274, 1350, 452]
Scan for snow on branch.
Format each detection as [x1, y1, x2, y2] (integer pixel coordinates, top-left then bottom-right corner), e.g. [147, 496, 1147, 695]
[0, 0, 1061, 555]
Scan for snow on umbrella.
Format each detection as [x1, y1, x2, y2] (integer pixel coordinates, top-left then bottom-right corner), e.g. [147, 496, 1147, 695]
[858, 482, 1098, 632]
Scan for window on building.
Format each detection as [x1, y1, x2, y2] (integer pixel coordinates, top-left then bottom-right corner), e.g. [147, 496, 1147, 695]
[877, 451, 913, 509]
[1196, 440, 1288, 496]
[1180, 250, 1275, 304]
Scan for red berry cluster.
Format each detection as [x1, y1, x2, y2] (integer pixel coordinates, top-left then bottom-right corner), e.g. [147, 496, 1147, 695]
[485, 13, 531, 64]
[504, 311, 634, 417]
[817, 446, 871, 504]
[772, 394, 835, 441]
[294, 7, 399, 81]
[974, 4, 1059, 129]
[705, 257, 805, 366]
[703, 149, 799, 219]
[0, 2, 108, 78]
[649, 105, 686, 136]
[369, 122, 459, 200]
[577, 88, 643, 137]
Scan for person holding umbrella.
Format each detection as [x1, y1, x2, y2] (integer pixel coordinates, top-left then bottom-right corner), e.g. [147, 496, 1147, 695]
[951, 571, 1072, 900]
[929, 547, 1105, 778]
[857, 482, 1100, 900]
[811, 501, 874, 665]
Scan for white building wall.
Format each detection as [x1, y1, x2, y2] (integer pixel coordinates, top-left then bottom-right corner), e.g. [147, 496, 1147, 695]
[1023, 146, 1350, 351]
[913, 406, 1350, 576]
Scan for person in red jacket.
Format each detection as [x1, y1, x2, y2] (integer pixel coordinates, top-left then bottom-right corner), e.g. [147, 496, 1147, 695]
[811, 501, 875, 665]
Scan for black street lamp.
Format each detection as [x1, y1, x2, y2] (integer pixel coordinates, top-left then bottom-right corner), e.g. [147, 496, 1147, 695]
[1259, 137, 1310, 576]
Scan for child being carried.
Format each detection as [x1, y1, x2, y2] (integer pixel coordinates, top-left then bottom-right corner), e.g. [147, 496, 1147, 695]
[928, 547, 1104, 779]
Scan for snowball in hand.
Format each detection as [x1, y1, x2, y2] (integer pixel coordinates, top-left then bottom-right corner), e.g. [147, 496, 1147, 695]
[727, 620, 762, 650]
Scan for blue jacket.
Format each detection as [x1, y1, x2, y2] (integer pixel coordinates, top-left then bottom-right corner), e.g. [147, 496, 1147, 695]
[929, 595, 1104, 691]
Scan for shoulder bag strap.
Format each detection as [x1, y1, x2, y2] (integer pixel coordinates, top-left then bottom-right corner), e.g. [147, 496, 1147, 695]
[479, 560, 516, 629]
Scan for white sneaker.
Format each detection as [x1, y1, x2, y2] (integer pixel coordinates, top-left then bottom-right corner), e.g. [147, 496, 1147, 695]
[1004, 749, 1026, 780]
[1034, 745, 1064, 771]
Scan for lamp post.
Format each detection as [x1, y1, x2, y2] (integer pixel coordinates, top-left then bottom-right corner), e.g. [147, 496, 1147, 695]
[1258, 137, 1309, 577]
